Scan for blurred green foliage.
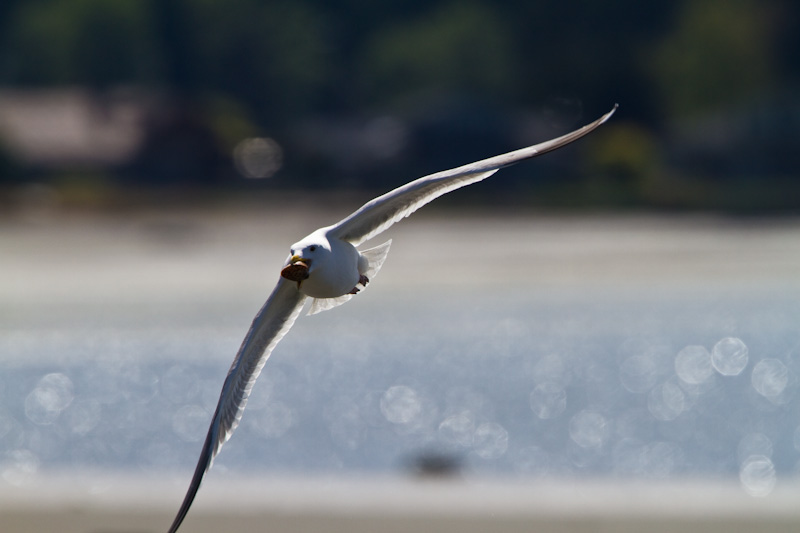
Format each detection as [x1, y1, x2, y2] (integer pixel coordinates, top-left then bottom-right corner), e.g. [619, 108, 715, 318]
[4, 0, 158, 86]
[649, 0, 775, 119]
[0, 0, 798, 210]
[360, 2, 515, 107]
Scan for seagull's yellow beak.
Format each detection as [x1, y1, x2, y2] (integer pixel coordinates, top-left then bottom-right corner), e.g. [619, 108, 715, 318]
[289, 254, 305, 265]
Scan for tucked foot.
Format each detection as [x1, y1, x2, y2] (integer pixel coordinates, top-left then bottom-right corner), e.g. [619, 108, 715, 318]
[348, 275, 370, 295]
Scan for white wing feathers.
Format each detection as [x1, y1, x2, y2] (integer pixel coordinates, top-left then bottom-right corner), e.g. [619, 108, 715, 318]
[167, 278, 306, 533]
[329, 105, 617, 246]
[213, 279, 306, 454]
[329, 169, 499, 246]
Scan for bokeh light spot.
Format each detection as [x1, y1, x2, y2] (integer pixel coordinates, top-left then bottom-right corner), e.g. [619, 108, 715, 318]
[675, 345, 713, 385]
[647, 380, 685, 421]
[24, 373, 74, 425]
[1, 449, 40, 486]
[737, 433, 773, 464]
[234, 137, 283, 179]
[739, 455, 776, 497]
[751, 358, 789, 398]
[439, 412, 475, 447]
[569, 410, 608, 449]
[473, 422, 509, 459]
[65, 398, 102, 436]
[711, 337, 749, 376]
[529, 382, 567, 419]
[380, 385, 422, 425]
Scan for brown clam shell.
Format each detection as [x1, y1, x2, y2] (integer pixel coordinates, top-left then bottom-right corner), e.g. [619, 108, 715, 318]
[280, 261, 310, 282]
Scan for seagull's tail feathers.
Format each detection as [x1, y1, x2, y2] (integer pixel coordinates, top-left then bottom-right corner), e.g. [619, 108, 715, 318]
[307, 240, 392, 316]
[308, 294, 352, 315]
[360, 239, 392, 279]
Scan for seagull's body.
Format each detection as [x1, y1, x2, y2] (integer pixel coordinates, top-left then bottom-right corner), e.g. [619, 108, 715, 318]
[166, 105, 617, 532]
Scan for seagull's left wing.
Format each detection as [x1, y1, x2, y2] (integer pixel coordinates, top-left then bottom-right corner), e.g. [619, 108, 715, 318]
[328, 105, 617, 246]
[167, 278, 307, 533]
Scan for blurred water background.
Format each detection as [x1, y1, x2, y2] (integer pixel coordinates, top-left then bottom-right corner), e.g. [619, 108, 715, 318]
[2, 209, 800, 500]
[2, 1, 800, 528]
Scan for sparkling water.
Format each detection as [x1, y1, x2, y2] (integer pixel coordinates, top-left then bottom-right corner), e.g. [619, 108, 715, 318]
[2, 212, 799, 499]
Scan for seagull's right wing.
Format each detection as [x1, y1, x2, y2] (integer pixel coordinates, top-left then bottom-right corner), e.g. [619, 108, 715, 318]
[328, 105, 616, 246]
[167, 278, 307, 533]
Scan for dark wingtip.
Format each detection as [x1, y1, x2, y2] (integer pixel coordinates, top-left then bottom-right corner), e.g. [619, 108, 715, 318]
[599, 103, 618, 124]
[166, 419, 217, 533]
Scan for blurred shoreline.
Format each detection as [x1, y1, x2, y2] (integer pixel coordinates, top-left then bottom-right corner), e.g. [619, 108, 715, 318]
[3, 473, 800, 533]
[3, 207, 799, 308]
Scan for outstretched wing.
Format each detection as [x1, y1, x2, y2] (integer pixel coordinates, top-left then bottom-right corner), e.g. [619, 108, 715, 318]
[328, 105, 617, 246]
[167, 278, 307, 533]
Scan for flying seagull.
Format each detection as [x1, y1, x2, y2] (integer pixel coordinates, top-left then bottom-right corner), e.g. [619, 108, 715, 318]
[166, 104, 617, 532]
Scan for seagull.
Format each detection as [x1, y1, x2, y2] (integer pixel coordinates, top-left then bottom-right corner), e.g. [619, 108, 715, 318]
[166, 104, 617, 532]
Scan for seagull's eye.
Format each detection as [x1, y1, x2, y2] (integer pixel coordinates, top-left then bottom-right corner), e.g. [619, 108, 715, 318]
[309, 245, 317, 252]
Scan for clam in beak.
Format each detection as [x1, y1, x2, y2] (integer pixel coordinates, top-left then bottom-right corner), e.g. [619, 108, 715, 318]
[280, 255, 311, 283]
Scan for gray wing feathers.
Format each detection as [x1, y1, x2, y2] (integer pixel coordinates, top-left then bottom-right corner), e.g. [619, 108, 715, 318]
[329, 105, 617, 246]
[329, 169, 498, 246]
[215, 279, 306, 453]
[167, 279, 306, 533]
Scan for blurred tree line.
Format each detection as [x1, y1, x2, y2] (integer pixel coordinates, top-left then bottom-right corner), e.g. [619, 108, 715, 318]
[0, 0, 798, 210]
